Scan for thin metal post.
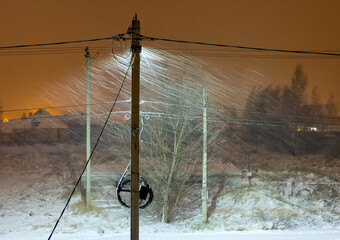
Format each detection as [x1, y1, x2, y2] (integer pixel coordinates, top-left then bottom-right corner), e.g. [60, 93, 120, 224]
[247, 152, 252, 185]
[85, 47, 91, 209]
[130, 14, 141, 240]
[247, 152, 250, 172]
[202, 86, 208, 223]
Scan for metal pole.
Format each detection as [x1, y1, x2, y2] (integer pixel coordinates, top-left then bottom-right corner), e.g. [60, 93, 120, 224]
[247, 152, 251, 185]
[292, 130, 295, 155]
[85, 47, 91, 209]
[247, 152, 250, 172]
[130, 14, 141, 240]
[202, 86, 208, 223]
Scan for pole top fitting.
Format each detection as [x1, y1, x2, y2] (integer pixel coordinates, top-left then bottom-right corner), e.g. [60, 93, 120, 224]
[127, 13, 140, 35]
[85, 47, 90, 57]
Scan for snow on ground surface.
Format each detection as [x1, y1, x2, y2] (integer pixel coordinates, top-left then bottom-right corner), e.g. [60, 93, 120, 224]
[2, 230, 340, 240]
[0, 149, 339, 240]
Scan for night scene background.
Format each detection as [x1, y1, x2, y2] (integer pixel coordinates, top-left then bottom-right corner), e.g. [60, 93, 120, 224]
[0, 1, 339, 240]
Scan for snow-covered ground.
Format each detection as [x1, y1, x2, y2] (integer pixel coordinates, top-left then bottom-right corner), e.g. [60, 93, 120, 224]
[0, 151, 339, 240]
[2, 230, 340, 240]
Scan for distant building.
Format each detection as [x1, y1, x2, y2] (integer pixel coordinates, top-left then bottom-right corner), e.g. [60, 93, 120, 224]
[302, 104, 339, 132]
[0, 109, 68, 145]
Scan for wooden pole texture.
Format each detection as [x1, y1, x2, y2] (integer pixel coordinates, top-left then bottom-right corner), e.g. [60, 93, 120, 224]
[85, 47, 91, 209]
[130, 14, 141, 240]
[202, 86, 208, 223]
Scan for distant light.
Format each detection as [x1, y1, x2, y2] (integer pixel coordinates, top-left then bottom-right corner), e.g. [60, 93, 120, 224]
[158, 114, 161, 118]
[297, 128, 301, 132]
[311, 127, 318, 131]
[3, 118, 9, 123]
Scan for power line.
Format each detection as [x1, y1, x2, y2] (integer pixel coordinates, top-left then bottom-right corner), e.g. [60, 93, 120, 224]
[0, 111, 130, 123]
[2, 113, 339, 127]
[0, 100, 131, 113]
[3, 109, 340, 129]
[1, 33, 340, 58]
[142, 100, 340, 121]
[169, 53, 340, 60]
[150, 48, 340, 53]
[47, 51, 133, 240]
[207, 118, 340, 127]
[0, 34, 127, 50]
[0, 49, 126, 57]
[249, 189, 338, 219]
[3, 50, 340, 59]
[0, 46, 125, 53]
[3, 46, 340, 58]
[249, 189, 313, 212]
[140, 35, 340, 57]
[2, 101, 340, 123]
[156, 48, 340, 59]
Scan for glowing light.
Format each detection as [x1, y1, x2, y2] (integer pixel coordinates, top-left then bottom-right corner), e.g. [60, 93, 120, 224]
[3, 118, 9, 122]
[297, 128, 301, 131]
[158, 114, 161, 118]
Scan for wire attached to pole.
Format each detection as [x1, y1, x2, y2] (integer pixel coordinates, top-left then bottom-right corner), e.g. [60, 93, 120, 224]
[47, 52, 134, 240]
[0, 35, 123, 50]
[140, 35, 340, 57]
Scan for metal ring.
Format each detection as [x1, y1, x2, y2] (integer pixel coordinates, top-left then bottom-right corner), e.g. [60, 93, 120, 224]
[116, 174, 154, 209]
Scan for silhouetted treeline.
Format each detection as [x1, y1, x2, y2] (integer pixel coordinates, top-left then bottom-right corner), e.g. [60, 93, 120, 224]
[242, 65, 339, 156]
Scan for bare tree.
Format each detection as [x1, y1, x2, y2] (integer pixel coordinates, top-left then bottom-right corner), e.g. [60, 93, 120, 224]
[310, 86, 321, 105]
[281, 64, 308, 115]
[110, 84, 223, 223]
[326, 93, 338, 117]
[82, 48, 230, 222]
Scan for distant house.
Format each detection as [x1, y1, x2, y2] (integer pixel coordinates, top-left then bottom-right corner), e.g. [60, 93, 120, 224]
[0, 109, 68, 145]
[301, 104, 335, 132]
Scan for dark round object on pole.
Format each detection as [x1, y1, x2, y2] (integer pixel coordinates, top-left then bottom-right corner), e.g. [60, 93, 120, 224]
[116, 174, 154, 209]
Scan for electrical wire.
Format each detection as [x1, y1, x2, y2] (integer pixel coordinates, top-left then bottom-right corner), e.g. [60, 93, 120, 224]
[149, 48, 340, 53]
[2, 33, 340, 59]
[0, 100, 131, 113]
[167, 53, 340, 60]
[248, 189, 332, 215]
[140, 35, 340, 57]
[0, 49, 125, 57]
[142, 100, 340, 121]
[0, 46, 123, 52]
[0, 35, 126, 50]
[0, 111, 130, 124]
[1, 109, 337, 124]
[47, 51, 133, 240]
[2, 109, 339, 127]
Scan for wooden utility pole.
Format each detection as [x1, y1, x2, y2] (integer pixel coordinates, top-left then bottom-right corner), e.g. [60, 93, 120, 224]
[202, 86, 208, 223]
[85, 47, 91, 209]
[130, 14, 141, 240]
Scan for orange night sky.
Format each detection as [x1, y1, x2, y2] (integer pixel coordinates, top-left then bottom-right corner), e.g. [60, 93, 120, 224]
[0, 0, 339, 119]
